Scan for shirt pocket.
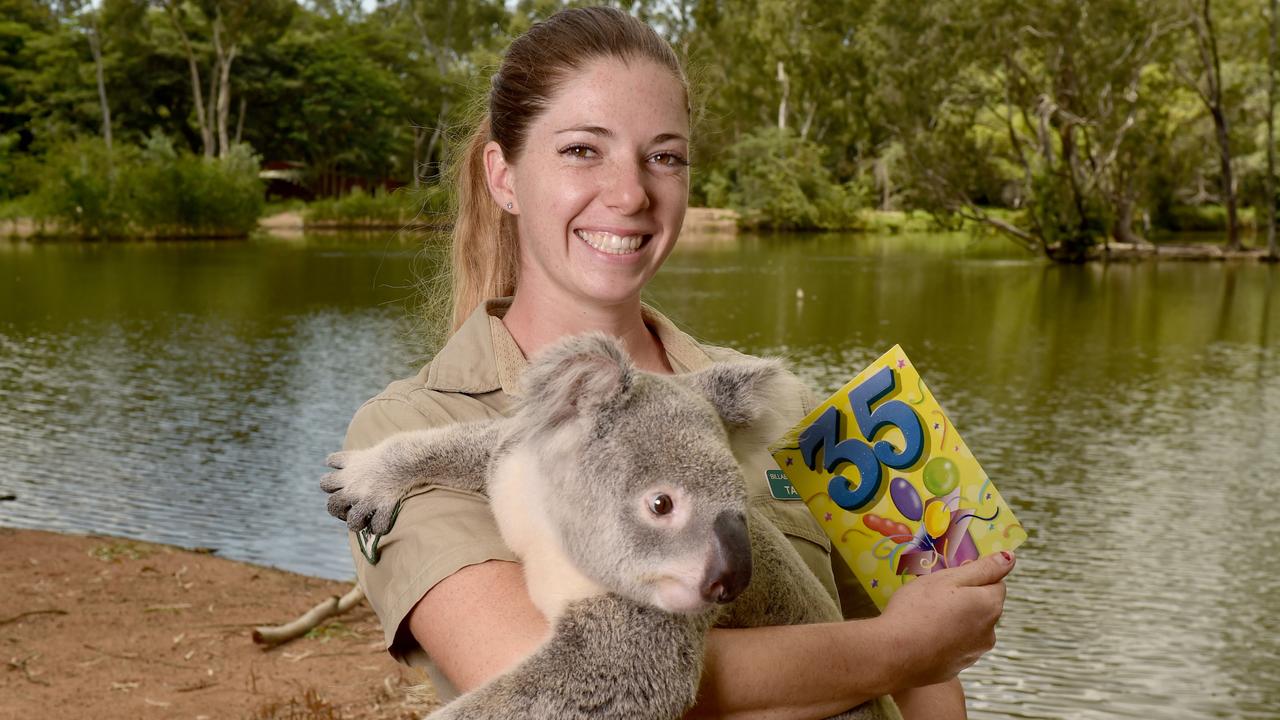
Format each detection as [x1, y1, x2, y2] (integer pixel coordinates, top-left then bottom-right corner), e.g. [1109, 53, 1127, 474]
[749, 496, 831, 554]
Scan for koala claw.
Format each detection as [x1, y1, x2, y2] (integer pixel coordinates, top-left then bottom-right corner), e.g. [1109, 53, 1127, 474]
[319, 448, 404, 534]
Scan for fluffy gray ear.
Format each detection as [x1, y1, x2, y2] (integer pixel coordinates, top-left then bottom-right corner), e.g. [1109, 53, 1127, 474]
[519, 332, 635, 430]
[684, 358, 787, 427]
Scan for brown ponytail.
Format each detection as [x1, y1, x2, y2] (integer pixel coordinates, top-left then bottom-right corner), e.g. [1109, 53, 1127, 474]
[441, 6, 688, 335]
[448, 115, 519, 333]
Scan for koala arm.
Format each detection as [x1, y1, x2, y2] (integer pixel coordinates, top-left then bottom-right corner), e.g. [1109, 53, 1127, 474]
[427, 594, 711, 720]
[321, 420, 500, 534]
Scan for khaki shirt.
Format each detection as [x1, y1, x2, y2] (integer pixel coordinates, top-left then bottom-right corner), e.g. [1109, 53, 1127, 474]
[342, 297, 882, 703]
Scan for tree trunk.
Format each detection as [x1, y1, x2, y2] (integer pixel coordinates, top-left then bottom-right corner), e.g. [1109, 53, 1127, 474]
[776, 61, 789, 131]
[424, 101, 449, 184]
[211, 9, 238, 159]
[412, 126, 424, 189]
[235, 95, 247, 145]
[799, 100, 816, 140]
[1111, 191, 1145, 245]
[1268, 0, 1278, 259]
[1212, 107, 1241, 250]
[166, 3, 213, 158]
[86, 23, 112, 158]
[1197, 0, 1242, 250]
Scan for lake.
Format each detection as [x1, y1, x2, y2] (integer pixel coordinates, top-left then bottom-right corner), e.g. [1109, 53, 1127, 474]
[1, 229, 1276, 718]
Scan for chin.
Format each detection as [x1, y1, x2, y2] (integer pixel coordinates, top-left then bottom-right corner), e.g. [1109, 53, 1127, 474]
[651, 581, 713, 615]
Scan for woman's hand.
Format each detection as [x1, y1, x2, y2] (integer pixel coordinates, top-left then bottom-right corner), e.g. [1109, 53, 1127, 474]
[875, 551, 1015, 691]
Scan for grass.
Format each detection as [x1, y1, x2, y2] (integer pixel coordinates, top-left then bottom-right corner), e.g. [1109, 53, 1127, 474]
[249, 688, 342, 720]
[87, 540, 154, 562]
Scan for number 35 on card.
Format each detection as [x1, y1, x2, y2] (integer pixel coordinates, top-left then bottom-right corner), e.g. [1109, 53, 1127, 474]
[768, 346, 1027, 610]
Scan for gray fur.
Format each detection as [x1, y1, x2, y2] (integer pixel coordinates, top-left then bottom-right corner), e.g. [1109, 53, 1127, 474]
[321, 332, 890, 720]
[323, 421, 500, 535]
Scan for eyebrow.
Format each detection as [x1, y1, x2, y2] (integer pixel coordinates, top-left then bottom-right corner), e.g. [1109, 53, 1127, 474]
[555, 125, 688, 144]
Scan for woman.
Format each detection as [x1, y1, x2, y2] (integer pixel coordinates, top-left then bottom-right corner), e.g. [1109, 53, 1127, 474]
[342, 7, 1013, 719]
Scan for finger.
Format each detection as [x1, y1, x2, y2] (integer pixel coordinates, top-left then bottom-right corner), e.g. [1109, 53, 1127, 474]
[319, 472, 343, 493]
[327, 494, 351, 520]
[347, 502, 374, 533]
[371, 506, 395, 535]
[947, 551, 1015, 587]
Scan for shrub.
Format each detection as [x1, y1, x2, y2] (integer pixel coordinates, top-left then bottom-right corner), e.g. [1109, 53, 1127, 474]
[22, 135, 264, 238]
[24, 137, 134, 238]
[129, 134, 264, 236]
[700, 127, 867, 231]
[304, 183, 451, 227]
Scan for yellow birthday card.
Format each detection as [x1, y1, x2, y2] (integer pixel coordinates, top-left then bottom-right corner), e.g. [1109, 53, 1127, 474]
[769, 346, 1026, 610]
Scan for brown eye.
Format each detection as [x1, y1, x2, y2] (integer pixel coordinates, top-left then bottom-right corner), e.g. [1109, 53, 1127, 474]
[649, 493, 674, 516]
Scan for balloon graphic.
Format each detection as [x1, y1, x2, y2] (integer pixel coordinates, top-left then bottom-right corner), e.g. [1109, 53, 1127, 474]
[923, 500, 952, 539]
[923, 457, 960, 496]
[889, 477, 923, 521]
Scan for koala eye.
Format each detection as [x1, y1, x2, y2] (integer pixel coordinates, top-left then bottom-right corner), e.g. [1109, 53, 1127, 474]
[648, 493, 674, 516]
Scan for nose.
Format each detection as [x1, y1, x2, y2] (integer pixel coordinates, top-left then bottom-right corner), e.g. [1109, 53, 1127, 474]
[702, 511, 752, 604]
[602, 159, 651, 215]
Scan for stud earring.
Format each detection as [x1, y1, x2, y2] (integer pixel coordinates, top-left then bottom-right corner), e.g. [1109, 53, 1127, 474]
[506, 202, 513, 210]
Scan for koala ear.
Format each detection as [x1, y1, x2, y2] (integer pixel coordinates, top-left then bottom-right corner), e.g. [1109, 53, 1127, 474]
[684, 357, 787, 427]
[519, 332, 635, 430]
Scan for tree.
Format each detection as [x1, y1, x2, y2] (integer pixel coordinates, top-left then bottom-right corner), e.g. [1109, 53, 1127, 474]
[869, 0, 1184, 260]
[159, 0, 293, 158]
[366, 0, 506, 185]
[1178, 0, 1244, 250]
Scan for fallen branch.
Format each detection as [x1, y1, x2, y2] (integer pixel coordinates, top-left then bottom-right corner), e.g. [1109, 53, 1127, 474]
[0, 609, 68, 626]
[252, 585, 364, 647]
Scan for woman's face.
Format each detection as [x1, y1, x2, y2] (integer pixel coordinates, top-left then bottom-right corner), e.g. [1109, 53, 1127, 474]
[490, 57, 690, 309]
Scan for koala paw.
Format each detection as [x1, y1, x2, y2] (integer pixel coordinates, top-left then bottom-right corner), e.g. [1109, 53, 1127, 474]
[320, 449, 403, 534]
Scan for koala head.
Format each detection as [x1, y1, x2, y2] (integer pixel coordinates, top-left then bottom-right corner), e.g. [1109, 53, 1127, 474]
[511, 332, 788, 615]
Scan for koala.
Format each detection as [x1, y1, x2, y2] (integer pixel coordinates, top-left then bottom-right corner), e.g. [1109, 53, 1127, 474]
[322, 333, 893, 720]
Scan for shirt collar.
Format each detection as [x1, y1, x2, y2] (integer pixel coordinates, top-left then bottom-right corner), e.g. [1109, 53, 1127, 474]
[424, 297, 713, 396]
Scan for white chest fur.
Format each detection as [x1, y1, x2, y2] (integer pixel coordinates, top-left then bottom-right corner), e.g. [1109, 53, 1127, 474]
[489, 446, 606, 619]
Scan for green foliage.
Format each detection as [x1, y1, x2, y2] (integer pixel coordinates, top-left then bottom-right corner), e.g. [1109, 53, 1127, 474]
[706, 127, 867, 231]
[304, 184, 450, 227]
[1, 0, 1277, 257]
[1027, 170, 1107, 257]
[23, 135, 263, 238]
[128, 134, 264, 236]
[24, 137, 133, 237]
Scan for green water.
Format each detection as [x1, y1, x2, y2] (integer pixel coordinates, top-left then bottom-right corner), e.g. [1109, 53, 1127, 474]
[1, 230, 1276, 718]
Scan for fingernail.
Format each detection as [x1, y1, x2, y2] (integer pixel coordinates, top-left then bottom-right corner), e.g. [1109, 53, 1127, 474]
[999, 551, 1013, 564]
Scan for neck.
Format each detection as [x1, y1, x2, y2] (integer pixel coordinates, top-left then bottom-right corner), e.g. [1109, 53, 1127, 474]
[503, 290, 673, 374]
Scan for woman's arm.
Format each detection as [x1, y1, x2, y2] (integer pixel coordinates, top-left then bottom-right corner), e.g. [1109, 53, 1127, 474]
[892, 678, 967, 720]
[410, 552, 1014, 719]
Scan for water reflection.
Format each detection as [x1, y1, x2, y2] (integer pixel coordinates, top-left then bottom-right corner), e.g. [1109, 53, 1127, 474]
[1, 231, 1277, 718]
[649, 233, 1280, 719]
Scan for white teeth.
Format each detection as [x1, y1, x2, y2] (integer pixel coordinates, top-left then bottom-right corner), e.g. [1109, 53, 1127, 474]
[575, 229, 645, 255]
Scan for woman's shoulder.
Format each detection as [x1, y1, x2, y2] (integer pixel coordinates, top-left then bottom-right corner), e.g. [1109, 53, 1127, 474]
[343, 366, 511, 451]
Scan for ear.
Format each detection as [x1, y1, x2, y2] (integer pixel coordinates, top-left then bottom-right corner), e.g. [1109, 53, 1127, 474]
[483, 140, 518, 214]
[683, 358, 788, 428]
[518, 332, 635, 430]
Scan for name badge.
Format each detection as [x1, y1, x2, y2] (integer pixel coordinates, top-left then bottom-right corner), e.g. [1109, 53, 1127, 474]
[766, 469, 801, 501]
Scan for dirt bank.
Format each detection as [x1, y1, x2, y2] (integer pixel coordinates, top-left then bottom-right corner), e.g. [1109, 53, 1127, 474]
[0, 527, 434, 719]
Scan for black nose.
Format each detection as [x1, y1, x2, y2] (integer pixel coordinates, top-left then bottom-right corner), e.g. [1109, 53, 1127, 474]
[702, 511, 752, 604]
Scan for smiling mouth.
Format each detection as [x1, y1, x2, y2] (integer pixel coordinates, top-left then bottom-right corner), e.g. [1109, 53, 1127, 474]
[575, 229, 651, 255]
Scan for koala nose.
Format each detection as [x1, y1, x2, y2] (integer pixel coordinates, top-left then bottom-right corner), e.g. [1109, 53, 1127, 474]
[703, 511, 752, 604]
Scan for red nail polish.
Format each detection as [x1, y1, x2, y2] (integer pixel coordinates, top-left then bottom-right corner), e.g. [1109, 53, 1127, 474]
[1000, 551, 1013, 563]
